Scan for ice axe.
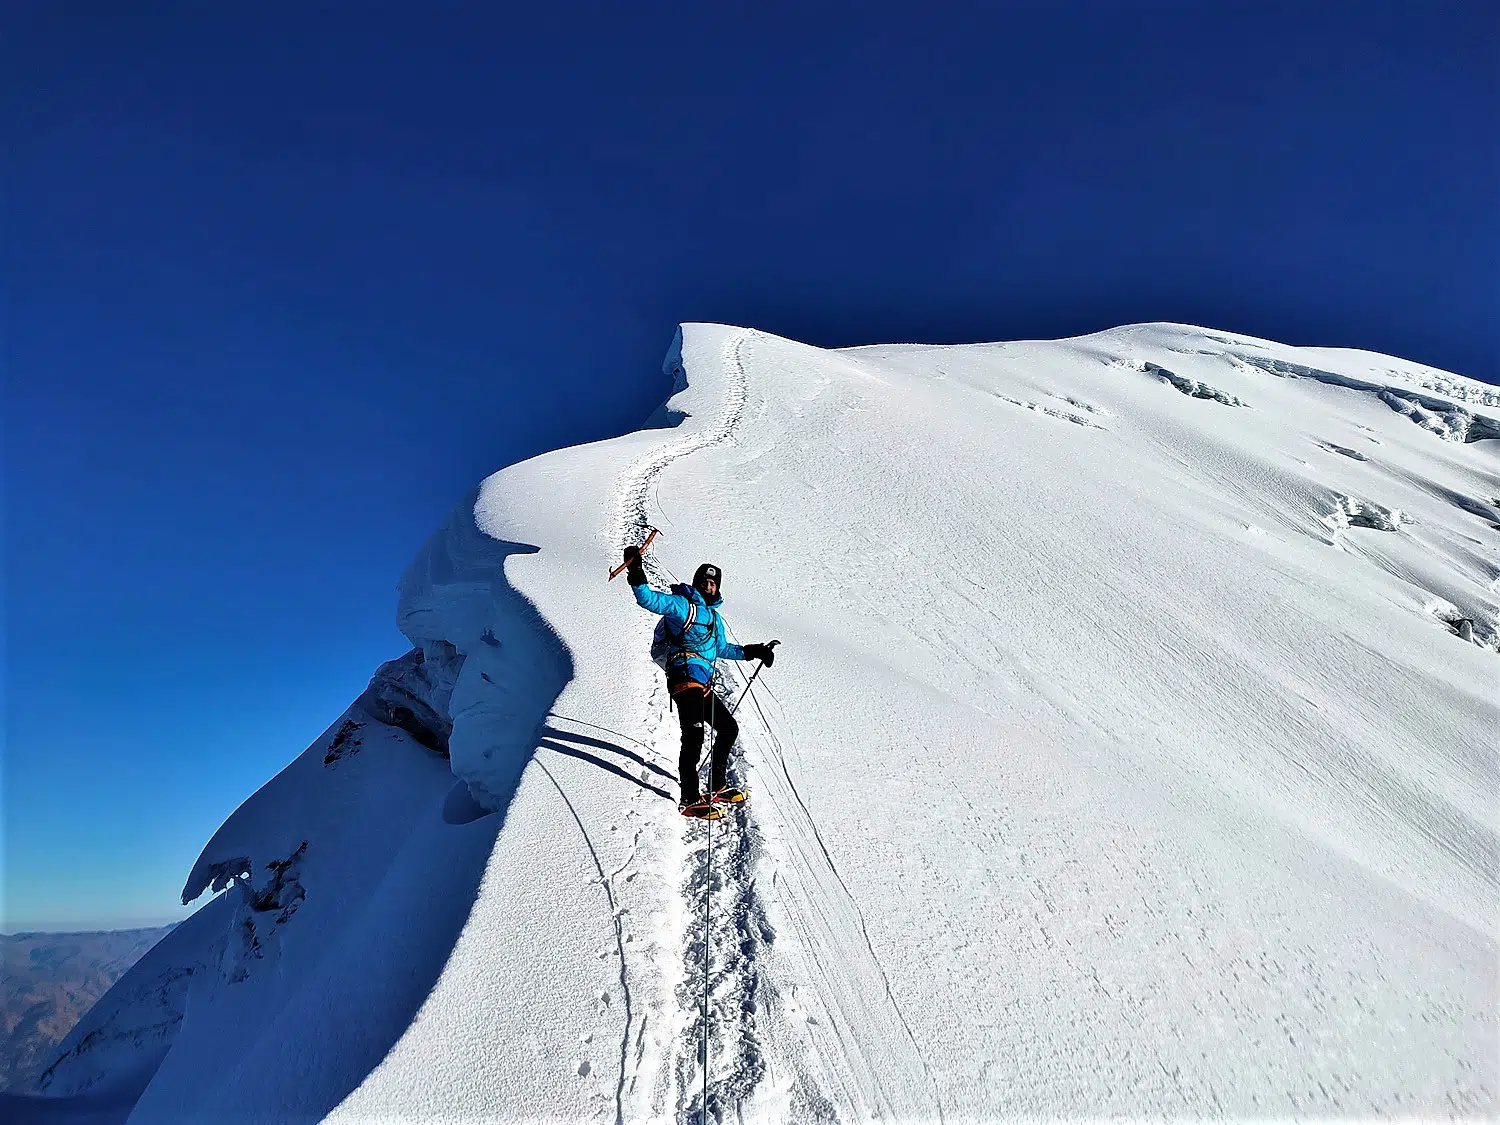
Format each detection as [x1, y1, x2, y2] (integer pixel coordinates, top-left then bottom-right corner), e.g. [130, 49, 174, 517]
[609, 526, 661, 581]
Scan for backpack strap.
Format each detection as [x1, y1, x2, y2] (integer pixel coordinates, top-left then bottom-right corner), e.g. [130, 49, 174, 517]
[672, 601, 718, 653]
[657, 593, 720, 699]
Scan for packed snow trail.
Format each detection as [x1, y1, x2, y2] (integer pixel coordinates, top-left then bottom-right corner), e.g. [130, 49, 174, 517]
[34, 322, 1498, 1122]
[619, 329, 941, 1122]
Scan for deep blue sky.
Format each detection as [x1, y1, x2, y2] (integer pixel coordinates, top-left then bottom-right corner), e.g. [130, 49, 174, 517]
[5, 1, 1496, 930]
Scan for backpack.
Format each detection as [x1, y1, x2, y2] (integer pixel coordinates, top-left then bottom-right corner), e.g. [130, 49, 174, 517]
[649, 592, 719, 672]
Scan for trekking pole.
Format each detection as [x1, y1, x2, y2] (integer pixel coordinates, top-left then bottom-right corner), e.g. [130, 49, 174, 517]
[608, 526, 661, 581]
[729, 640, 779, 714]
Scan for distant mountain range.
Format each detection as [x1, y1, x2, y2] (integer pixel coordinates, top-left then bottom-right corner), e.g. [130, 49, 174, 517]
[2, 926, 174, 1092]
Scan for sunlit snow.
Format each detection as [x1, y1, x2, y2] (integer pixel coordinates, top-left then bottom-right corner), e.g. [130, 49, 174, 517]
[22, 323, 1497, 1123]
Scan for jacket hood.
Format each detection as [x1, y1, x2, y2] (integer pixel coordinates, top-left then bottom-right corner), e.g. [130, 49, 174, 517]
[672, 582, 723, 609]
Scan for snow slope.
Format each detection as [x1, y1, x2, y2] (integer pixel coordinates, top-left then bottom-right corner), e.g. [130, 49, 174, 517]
[24, 322, 1498, 1123]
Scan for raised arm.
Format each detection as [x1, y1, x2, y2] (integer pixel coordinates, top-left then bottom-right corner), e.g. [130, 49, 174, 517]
[633, 581, 688, 618]
[623, 546, 689, 621]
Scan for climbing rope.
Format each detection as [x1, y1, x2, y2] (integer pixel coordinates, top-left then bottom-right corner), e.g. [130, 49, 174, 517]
[702, 687, 713, 1121]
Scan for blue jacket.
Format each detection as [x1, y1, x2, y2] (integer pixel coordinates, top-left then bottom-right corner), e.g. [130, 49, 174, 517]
[633, 582, 746, 687]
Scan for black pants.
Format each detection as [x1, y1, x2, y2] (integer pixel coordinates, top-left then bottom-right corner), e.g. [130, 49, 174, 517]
[674, 686, 738, 803]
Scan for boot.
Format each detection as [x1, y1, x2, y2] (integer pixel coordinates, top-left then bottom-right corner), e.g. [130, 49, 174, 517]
[679, 797, 722, 820]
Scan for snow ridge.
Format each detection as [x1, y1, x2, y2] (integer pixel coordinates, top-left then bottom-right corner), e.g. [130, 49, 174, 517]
[30, 319, 1497, 1123]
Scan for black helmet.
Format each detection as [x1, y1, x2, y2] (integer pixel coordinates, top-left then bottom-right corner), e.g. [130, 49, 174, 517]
[692, 563, 722, 596]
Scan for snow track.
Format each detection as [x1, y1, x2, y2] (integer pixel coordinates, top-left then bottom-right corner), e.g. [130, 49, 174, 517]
[610, 327, 779, 1120]
[617, 328, 750, 554]
[610, 328, 949, 1123]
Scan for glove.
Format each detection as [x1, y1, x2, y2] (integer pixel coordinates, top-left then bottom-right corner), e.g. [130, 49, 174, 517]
[742, 642, 779, 667]
[622, 546, 647, 586]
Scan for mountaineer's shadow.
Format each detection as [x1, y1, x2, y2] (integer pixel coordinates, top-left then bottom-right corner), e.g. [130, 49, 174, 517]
[538, 724, 676, 801]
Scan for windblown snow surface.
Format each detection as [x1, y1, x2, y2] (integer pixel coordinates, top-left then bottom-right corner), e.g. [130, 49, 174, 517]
[18, 323, 1498, 1124]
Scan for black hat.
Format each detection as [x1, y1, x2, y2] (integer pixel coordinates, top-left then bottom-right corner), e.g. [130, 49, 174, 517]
[692, 563, 722, 595]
